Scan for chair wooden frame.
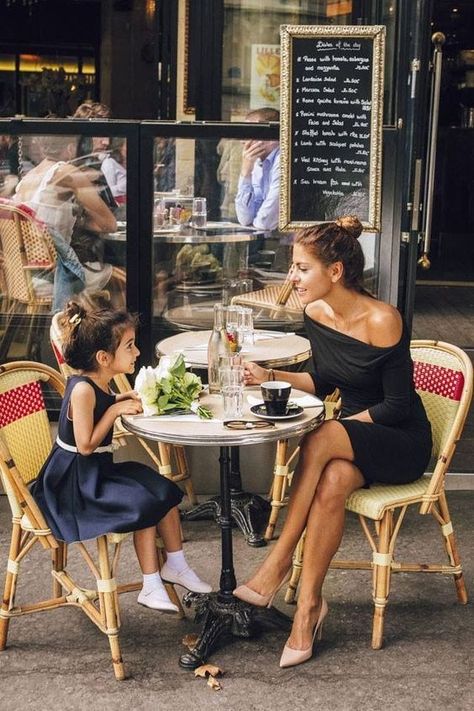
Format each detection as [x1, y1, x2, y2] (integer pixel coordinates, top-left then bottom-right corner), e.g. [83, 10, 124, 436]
[231, 273, 303, 321]
[0, 361, 184, 680]
[49, 312, 198, 505]
[284, 340, 473, 650]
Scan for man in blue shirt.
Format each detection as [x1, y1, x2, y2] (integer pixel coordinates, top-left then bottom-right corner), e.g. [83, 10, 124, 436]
[235, 107, 280, 231]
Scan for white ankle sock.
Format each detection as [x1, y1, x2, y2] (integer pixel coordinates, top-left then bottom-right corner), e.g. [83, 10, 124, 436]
[165, 549, 187, 573]
[142, 571, 166, 594]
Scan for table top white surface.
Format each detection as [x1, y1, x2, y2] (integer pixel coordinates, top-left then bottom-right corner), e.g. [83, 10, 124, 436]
[156, 330, 311, 368]
[122, 387, 324, 447]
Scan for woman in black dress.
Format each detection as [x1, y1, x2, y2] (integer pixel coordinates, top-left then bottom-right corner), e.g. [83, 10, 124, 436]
[234, 216, 432, 667]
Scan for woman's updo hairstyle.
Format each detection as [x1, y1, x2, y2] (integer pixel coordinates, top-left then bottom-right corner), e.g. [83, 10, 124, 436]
[295, 215, 368, 294]
[60, 296, 138, 372]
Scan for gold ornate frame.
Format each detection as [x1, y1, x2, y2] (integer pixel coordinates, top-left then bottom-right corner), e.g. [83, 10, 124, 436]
[183, 0, 195, 115]
[279, 25, 385, 233]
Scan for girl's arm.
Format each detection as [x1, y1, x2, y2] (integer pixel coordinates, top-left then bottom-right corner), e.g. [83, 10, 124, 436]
[70, 381, 142, 455]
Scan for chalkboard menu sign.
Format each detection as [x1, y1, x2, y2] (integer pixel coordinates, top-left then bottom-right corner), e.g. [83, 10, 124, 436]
[279, 26, 385, 232]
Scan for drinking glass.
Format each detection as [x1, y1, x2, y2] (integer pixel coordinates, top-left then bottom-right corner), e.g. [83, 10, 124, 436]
[192, 197, 207, 227]
[222, 384, 244, 418]
[222, 277, 253, 306]
[237, 307, 254, 347]
[169, 205, 182, 225]
[219, 362, 244, 390]
[153, 198, 167, 228]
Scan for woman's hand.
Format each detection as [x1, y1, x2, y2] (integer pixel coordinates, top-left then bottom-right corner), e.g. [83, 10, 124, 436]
[243, 361, 271, 386]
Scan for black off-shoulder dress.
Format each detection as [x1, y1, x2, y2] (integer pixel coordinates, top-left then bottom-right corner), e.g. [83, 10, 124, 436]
[305, 311, 432, 485]
[31, 375, 183, 543]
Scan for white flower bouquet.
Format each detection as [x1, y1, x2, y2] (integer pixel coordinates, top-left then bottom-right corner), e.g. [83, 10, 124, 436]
[135, 353, 213, 419]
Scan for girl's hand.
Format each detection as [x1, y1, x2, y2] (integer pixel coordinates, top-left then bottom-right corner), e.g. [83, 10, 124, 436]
[113, 399, 143, 417]
[116, 390, 141, 403]
[243, 361, 271, 386]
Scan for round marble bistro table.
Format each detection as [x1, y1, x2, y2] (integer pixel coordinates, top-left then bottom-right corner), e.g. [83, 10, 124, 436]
[155, 331, 312, 546]
[122, 388, 324, 669]
[156, 329, 311, 369]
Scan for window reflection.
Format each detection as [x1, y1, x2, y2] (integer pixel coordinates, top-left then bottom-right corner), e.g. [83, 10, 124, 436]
[0, 131, 127, 364]
[221, 0, 353, 120]
[149, 129, 378, 345]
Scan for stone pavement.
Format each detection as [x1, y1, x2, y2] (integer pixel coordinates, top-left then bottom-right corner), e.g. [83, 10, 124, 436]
[0, 491, 473, 711]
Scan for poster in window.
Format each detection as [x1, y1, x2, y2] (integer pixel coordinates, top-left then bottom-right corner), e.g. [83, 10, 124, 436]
[250, 44, 281, 110]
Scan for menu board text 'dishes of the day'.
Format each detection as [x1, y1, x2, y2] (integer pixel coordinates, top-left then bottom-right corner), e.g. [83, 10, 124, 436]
[280, 26, 385, 232]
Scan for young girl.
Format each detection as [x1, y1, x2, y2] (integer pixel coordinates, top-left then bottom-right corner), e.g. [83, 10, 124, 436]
[31, 299, 211, 613]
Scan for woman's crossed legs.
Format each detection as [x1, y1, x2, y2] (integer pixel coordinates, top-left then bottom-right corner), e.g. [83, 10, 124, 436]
[243, 420, 365, 650]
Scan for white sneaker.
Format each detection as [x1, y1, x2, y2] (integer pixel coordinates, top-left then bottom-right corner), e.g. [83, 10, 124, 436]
[137, 586, 180, 613]
[160, 562, 212, 594]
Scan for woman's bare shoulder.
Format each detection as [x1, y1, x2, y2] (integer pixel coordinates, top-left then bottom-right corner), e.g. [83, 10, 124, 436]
[305, 300, 330, 323]
[367, 301, 403, 347]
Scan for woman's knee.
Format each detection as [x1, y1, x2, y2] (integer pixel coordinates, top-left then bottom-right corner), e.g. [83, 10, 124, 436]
[314, 459, 359, 507]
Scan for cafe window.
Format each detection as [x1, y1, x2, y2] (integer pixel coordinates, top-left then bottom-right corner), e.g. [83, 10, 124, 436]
[0, 130, 127, 369]
[221, 1, 354, 120]
[0, 52, 96, 118]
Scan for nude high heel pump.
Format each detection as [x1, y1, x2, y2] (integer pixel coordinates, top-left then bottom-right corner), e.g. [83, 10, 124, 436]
[233, 570, 291, 609]
[279, 598, 328, 668]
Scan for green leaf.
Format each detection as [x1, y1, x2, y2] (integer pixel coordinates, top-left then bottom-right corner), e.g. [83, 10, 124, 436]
[160, 377, 173, 394]
[169, 353, 186, 379]
[158, 394, 170, 409]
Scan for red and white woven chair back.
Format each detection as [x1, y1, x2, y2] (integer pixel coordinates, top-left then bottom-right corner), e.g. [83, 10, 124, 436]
[411, 342, 470, 461]
[0, 200, 56, 306]
[0, 369, 54, 487]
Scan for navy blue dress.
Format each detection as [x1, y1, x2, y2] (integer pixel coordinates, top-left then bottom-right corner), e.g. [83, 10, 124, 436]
[31, 375, 183, 543]
[305, 312, 432, 485]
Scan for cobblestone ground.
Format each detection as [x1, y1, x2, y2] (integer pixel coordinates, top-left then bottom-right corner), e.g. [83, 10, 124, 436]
[0, 491, 473, 711]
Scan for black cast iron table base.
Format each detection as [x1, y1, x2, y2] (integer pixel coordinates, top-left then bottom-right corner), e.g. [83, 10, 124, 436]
[183, 490, 270, 547]
[179, 591, 291, 670]
[179, 445, 289, 669]
[182, 447, 270, 547]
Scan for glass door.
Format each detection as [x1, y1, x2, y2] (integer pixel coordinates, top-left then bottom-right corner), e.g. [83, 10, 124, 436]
[411, 0, 474, 350]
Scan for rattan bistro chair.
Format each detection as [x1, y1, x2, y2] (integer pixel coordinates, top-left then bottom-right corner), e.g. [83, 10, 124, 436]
[0, 200, 56, 360]
[231, 273, 303, 320]
[0, 361, 185, 680]
[285, 340, 473, 650]
[50, 312, 197, 505]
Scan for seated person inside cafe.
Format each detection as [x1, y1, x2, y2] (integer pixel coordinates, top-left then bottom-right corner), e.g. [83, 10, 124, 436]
[236, 215, 432, 668]
[101, 137, 127, 205]
[14, 134, 118, 310]
[73, 100, 112, 158]
[235, 107, 280, 231]
[72, 100, 121, 218]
